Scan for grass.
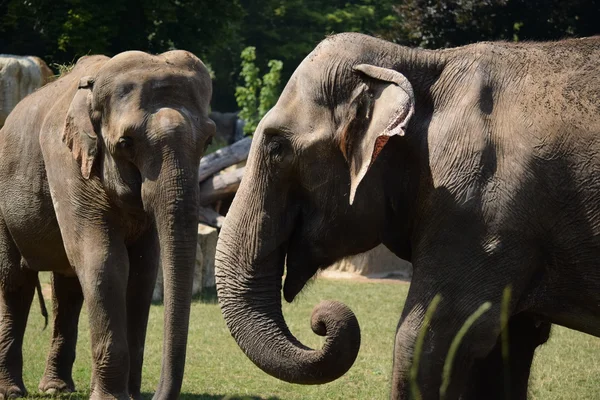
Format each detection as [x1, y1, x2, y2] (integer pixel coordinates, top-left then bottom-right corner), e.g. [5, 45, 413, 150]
[23, 275, 599, 399]
[50, 62, 75, 77]
[205, 136, 229, 155]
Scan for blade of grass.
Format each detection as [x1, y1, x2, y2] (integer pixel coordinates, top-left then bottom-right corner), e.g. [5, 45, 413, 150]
[409, 294, 442, 400]
[501, 285, 512, 400]
[440, 301, 492, 399]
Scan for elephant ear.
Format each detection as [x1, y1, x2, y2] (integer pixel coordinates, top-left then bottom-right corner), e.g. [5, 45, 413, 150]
[344, 64, 415, 204]
[62, 76, 98, 180]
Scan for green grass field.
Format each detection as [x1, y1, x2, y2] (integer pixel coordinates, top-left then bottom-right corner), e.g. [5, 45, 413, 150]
[22, 275, 599, 399]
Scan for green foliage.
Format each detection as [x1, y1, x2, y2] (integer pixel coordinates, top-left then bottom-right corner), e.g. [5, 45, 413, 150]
[0, 0, 243, 69]
[52, 62, 75, 76]
[395, 0, 600, 49]
[0, 0, 596, 110]
[204, 136, 228, 155]
[235, 47, 283, 135]
[259, 60, 283, 118]
[235, 47, 261, 134]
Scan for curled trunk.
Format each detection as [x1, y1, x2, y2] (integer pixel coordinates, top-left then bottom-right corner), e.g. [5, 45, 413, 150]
[215, 227, 361, 384]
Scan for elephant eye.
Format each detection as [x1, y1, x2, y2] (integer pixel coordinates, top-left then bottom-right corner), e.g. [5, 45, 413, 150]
[117, 136, 134, 149]
[267, 139, 285, 163]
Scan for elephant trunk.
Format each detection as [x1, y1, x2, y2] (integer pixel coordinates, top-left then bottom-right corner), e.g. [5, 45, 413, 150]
[215, 201, 361, 384]
[145, 155, 199, 399]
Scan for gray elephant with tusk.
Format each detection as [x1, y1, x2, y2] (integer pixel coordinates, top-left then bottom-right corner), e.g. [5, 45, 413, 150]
[0, 50, 215, 399]
[215, 32, 600, 400]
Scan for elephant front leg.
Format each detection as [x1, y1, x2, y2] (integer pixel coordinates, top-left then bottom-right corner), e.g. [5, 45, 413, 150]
[78, 241, 131, 400]
[391, 286, 507, 400]
[0, 220, 36, 398]
[0, 271, 37, 399]
[39, 273, 83, 395]
[0, 273, 36, 399]
[126, 229, 160, 400]
[462, 313, 551, 400]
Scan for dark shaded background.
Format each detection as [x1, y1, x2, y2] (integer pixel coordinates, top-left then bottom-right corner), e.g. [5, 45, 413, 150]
[1, 0, 598, 110]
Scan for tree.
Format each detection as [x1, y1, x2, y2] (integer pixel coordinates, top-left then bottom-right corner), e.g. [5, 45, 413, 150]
[0, 0, 243, 67]
[1, 0, 597, 112]
[235, 47, 283, 135]
[211, 0, 399, 110]
[394, 0, 600, 48]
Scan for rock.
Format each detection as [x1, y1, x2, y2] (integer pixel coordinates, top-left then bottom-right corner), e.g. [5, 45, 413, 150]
[324, 244, 412, 280]
[152, 223, 219, 302]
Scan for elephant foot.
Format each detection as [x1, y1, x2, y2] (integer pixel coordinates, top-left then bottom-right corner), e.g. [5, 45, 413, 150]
[38, 376, 74, 395]
[129, 392, 143, 400]
[0, 384, 26, 399]
[90, 388, 129, 400]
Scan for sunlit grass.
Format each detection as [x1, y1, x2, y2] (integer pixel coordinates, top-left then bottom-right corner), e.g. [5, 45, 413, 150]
[22, 274, 600, 399]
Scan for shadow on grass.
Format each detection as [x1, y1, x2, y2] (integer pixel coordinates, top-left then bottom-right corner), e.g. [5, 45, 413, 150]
[152, 287, 218, 306]
[141, 394, 280, 400]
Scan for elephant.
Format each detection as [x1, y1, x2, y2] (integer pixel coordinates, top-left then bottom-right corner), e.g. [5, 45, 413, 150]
[215, 32, 599, 400]
[209, 111, 246, 144]
[0, 50, 214, 399]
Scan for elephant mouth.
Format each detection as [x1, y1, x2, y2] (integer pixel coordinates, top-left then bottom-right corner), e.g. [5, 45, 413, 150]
[282, 255, 319, 303]
[283, 272, 308, 303]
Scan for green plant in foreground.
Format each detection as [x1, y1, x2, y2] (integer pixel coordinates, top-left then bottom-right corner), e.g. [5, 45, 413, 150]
[500, 285, 512, 400]
[410, 285, 515, 400]
[410, 294, 442, 400]
[440, 301, 492, 399]
[235, 46, 283, 135]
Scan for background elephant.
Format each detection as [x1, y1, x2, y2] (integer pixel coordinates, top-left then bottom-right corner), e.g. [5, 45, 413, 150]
[215, 33, 599, 399]
[0, 50, 214, 399]
[209, 111, 245, 144]
[0, 54, 55, 127]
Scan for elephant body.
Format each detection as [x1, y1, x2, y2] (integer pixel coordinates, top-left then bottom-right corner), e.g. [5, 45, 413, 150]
[0, 51, 214, 399]
[215, 33, 599, 399]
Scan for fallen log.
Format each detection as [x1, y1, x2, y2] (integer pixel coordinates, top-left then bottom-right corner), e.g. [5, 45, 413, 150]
[199, 166, 245, 206]
[198, 137, 251, 182]
[198, 206, 226, 228]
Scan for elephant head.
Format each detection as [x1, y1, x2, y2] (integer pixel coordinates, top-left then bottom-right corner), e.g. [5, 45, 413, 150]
[58, 51, 214, 397]
[216, 33, 422, 383]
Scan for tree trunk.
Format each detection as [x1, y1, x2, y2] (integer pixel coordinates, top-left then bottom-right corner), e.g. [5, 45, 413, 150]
[198, 137, 251, 182]
[198, 167, 245, 206]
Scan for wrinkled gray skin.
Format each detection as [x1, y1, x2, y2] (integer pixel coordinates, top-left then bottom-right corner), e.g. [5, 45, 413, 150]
[0, 50, 214, 399]
[216, 32, 599, 399]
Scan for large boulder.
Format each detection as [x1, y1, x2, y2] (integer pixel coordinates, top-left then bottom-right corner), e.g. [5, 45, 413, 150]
[153, 223, 218, 302]
[323, 244, 412, 280]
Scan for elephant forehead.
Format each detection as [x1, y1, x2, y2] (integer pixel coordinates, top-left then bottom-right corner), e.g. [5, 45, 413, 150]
[151, 108, 189, 131]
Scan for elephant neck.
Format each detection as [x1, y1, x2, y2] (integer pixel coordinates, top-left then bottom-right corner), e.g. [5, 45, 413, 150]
[378, 134, 424, 263]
